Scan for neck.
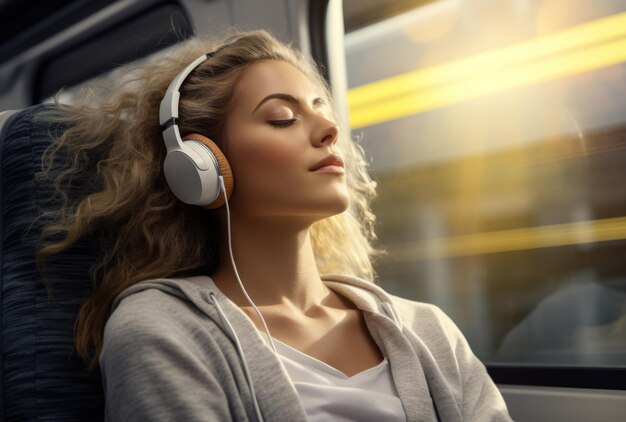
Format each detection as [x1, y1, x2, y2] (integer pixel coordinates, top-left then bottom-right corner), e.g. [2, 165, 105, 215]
[211, 210, 331, 314]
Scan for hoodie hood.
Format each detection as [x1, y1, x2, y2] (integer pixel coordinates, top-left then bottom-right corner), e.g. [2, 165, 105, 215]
[321, 274, 403, 330]
[110, 273, 403, 332]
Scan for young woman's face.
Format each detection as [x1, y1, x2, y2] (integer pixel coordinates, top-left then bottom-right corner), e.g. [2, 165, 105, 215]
[224, 60, 350, 221]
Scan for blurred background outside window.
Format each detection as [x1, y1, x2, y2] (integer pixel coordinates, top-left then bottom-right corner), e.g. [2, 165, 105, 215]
[342, 0, 626, 367]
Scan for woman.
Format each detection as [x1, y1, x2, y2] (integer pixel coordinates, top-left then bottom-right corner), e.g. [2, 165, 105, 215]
[37, 30, 512, 421]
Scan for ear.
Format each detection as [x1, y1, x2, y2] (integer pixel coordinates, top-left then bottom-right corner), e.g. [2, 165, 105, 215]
[182, 133, 234, 209]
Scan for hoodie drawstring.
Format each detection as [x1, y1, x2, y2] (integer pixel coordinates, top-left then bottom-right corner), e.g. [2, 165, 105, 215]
[208, 292, 265, 422]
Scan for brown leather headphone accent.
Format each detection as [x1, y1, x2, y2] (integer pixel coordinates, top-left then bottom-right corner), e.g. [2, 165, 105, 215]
[182, 133, 234, 209]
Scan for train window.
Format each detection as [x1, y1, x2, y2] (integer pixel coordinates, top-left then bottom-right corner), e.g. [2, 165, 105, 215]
[0, 0, 119, 63]
[343, 0, 626, 388]
[31, 2, 192, 103]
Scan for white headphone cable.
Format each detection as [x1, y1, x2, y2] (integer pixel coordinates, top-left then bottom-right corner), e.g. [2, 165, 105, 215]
[218, 176, 278, 355]
[208, 293, 266, 422]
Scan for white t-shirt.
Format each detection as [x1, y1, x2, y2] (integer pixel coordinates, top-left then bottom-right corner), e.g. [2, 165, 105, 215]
[262, 335, 407, 421]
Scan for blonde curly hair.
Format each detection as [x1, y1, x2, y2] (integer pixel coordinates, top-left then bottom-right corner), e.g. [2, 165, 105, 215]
[36, 30, 380, 371]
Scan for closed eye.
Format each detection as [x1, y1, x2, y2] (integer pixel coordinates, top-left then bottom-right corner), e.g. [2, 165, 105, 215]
[269, 119, 296, 127]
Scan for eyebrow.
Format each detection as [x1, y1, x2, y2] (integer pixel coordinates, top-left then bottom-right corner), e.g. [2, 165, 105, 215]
[252, 93, 323, 114]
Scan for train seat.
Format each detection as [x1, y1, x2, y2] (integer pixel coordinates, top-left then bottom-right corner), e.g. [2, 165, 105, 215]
[0, 105, 105, 421]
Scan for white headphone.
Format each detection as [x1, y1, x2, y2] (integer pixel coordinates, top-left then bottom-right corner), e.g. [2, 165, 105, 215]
[159, 52, 234, 208]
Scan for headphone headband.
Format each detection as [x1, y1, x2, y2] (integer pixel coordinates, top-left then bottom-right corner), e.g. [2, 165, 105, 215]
[159, 53, 210, 127]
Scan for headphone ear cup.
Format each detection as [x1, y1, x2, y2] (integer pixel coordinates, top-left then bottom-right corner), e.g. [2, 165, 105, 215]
[182, 133, 234, 209]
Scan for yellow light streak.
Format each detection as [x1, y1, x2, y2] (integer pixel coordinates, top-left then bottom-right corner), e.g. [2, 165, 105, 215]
[350, 36, 626, 128]
[383, 216, 626, 262]
[348, 11, 626, 129]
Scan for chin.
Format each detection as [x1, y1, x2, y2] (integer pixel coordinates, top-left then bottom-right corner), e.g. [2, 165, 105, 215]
[315, 193, 351, 217]
[335, 194, 351, 213]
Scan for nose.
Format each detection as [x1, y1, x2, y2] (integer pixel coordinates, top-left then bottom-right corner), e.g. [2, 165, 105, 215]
[312, 115, 339, 147]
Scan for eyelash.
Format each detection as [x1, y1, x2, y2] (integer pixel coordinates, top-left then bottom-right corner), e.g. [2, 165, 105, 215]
[269, 119, 296, 127]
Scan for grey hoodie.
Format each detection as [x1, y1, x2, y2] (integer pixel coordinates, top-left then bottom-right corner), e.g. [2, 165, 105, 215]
[100, 274, 513, 421]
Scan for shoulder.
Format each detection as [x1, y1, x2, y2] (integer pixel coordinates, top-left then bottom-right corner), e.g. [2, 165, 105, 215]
[387, 294, 467, 345]
[106, 288, 192, 332]
[326, 273, 463, 339]
[388, 294, 450, 324]
[101, 288, 208, 359]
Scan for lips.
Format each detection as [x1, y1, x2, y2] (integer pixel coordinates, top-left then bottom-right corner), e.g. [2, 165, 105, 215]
[309, 154, 344, 172]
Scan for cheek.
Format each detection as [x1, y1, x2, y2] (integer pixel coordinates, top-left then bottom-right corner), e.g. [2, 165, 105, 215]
[230, 132, 305, 188]
[250, 142, 299, 170]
